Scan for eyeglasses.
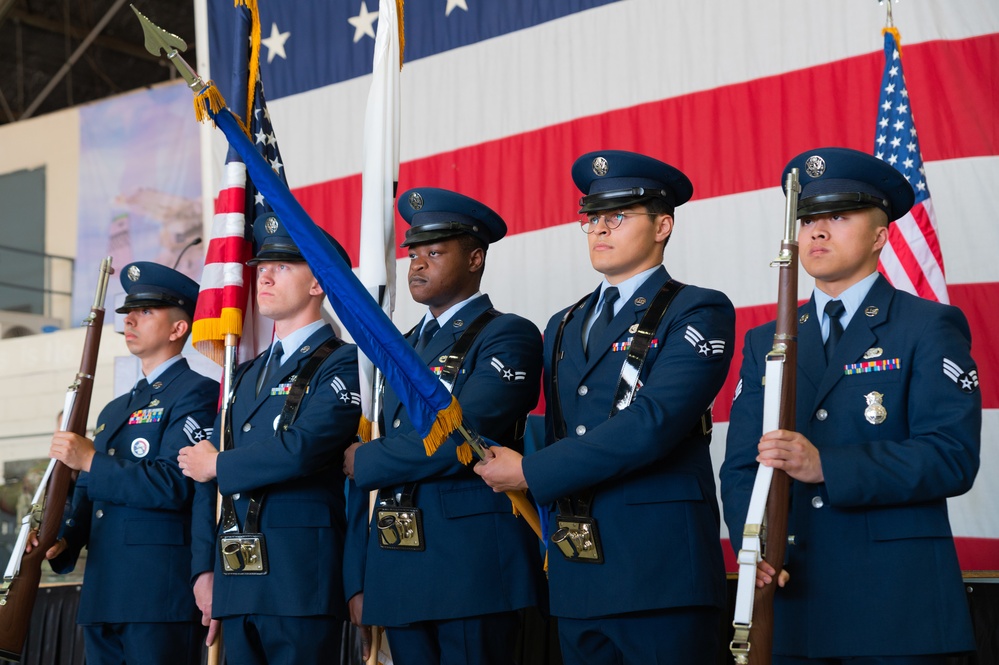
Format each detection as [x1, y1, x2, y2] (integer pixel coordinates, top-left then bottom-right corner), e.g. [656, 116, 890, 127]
[579, 211, 654, 234]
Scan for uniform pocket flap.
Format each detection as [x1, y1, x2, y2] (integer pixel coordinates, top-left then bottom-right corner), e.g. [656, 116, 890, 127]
[440, 484, 510, 519]
[124, 518, 187, 545]
[262, 500, 332, 528]
[867, 503, 953, 541]
[624, 472, 703, 504]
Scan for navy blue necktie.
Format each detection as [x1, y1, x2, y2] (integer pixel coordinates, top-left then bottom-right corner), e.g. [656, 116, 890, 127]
[415, 319, 439, 352]
[129, 378, 148, 408]
[824, 300, 845, 362]
[586, 287, 619, 358]
[257, 341, 284, 396]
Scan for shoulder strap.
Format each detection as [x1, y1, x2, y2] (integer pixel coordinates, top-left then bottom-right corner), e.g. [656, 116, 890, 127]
[549, 294, 592, 441]
[608, 280, 685, 417]
[438, 308, 501, 393]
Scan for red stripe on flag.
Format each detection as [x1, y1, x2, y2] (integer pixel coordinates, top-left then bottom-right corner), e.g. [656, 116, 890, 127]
[215, 185, 246, 215]
[909, 202, 946, 276]
[295, 34, 998, 256]
[884, 219, 938, 300]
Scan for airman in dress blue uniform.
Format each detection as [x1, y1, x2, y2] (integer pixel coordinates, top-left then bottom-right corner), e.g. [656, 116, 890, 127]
[43, 261, 218, 665]
[180, 214, 362, 665]
[476, 151, 736, 664]
[343, 188, 544, 665]
[721, 147, 980, 664]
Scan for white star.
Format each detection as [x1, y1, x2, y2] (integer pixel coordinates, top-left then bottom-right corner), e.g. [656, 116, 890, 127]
[266, 132, 278, 146]
[255, 128, 267, 144]
[903, 158, 914, 169]
[892, 48, 900, 61]
[270, 156, 284, 174]
[254, 192, 265, 206]
[890, 137, 902, 149]
[876, 134, 887, 146]
[875, 150, 885, 159]
[901, 88, 909, 98]
[910, 127, 918, 137]
[348, 1, 379, 43]
[961, 377, 973, 390]
[446, 0, 469, 16]
[887, 154, 898, 165]
[916, 180, 927, 191]
[885, 83, 895, 94]
[879, 117, 889, 128]
[881, 100, 892, 112]
[260, 23, 290, 64]
[907, 141, 917, 152]
[893, 120, 905, 132]
[897, 103, 908, 114]
[889, 65, 899, 77]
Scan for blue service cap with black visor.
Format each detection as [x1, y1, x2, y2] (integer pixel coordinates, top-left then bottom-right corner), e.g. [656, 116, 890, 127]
[247, 212, 351, 267]
[783, 147, 915, 222]
[397, 187, 507, 248]
[572, 150, 693, 214]
[115, 261, 199, 320]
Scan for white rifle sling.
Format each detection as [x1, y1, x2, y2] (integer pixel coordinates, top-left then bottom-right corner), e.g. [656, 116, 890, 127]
[731, 356, 785, 648]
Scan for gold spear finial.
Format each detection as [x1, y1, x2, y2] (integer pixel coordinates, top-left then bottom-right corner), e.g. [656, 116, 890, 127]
[130, 4, 227, 123]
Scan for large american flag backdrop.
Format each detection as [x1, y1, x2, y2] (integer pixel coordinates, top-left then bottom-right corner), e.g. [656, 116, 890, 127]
[203, 0, 999, 570]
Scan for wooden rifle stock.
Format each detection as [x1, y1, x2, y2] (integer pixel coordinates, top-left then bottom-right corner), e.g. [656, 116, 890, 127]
[746, 171, 800, 665]
[0, 257, 113, 661]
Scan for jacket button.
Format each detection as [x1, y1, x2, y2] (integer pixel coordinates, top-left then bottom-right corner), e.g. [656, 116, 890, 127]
[242, 423, 252, 432]
[95, 509, 104, 519]
[577, 385, 588, 396]
[108, 448, 115, 456]
[811, 496, 824, 509]
[575, 425, 586, 436]
[392, 419, 401, 429]
[816, 409, 828, 421]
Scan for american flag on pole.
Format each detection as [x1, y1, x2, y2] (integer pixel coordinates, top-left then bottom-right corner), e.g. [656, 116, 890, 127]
[874, 27, 949, 304]
[193, 3, 283, 364]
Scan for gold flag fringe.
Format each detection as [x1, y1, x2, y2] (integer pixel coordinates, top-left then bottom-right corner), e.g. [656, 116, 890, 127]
[397, 0, 405, 70]
[422, 395, 463, 457]
[882, 26, 902, 54]
[192, 308, 245, 366]
[194, 84, 226, 125]
[356, 416, 374, 443]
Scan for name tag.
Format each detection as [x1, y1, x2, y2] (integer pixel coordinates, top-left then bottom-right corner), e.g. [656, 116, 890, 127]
[844, 358, 901, 375]
[129, 408, 164, 425]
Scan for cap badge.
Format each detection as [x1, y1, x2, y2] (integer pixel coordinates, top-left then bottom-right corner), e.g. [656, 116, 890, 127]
[300, 345, 311, 353]
[804, 155, 826, 178]
[863, 391, 887, 425]
[264, 216, 279, 234]
[799, 313, 810, 324]
[863, 347, 883, 360]
[439, 355, 448, 363]
[148, 399, 160, 407]
[409, 192, 424, 210]
[592, 156, 609, 177]
[127, 265, 141, 282]
[453, 319, 464, 328]
[634, 297, 647, 306]
[628, 324, 639, 334]
[151, 381, 163, 390]
[865, 306, 879, 317]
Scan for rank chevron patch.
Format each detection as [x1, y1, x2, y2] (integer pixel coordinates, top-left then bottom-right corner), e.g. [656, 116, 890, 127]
[183, 417, 213, 445]
[331, 376, 362, 405]
[490, 357, 526, 382]
[684, 325, 726, 357]
[942, 358, 979, 394]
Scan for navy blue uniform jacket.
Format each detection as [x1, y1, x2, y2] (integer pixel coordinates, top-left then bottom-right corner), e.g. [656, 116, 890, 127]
[191, 325, 361, 619]
[343, 295, 544, 626]
[523, 266, 735, 619]
[721, 275, 979, 657]
[54, 358, 218, 624]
